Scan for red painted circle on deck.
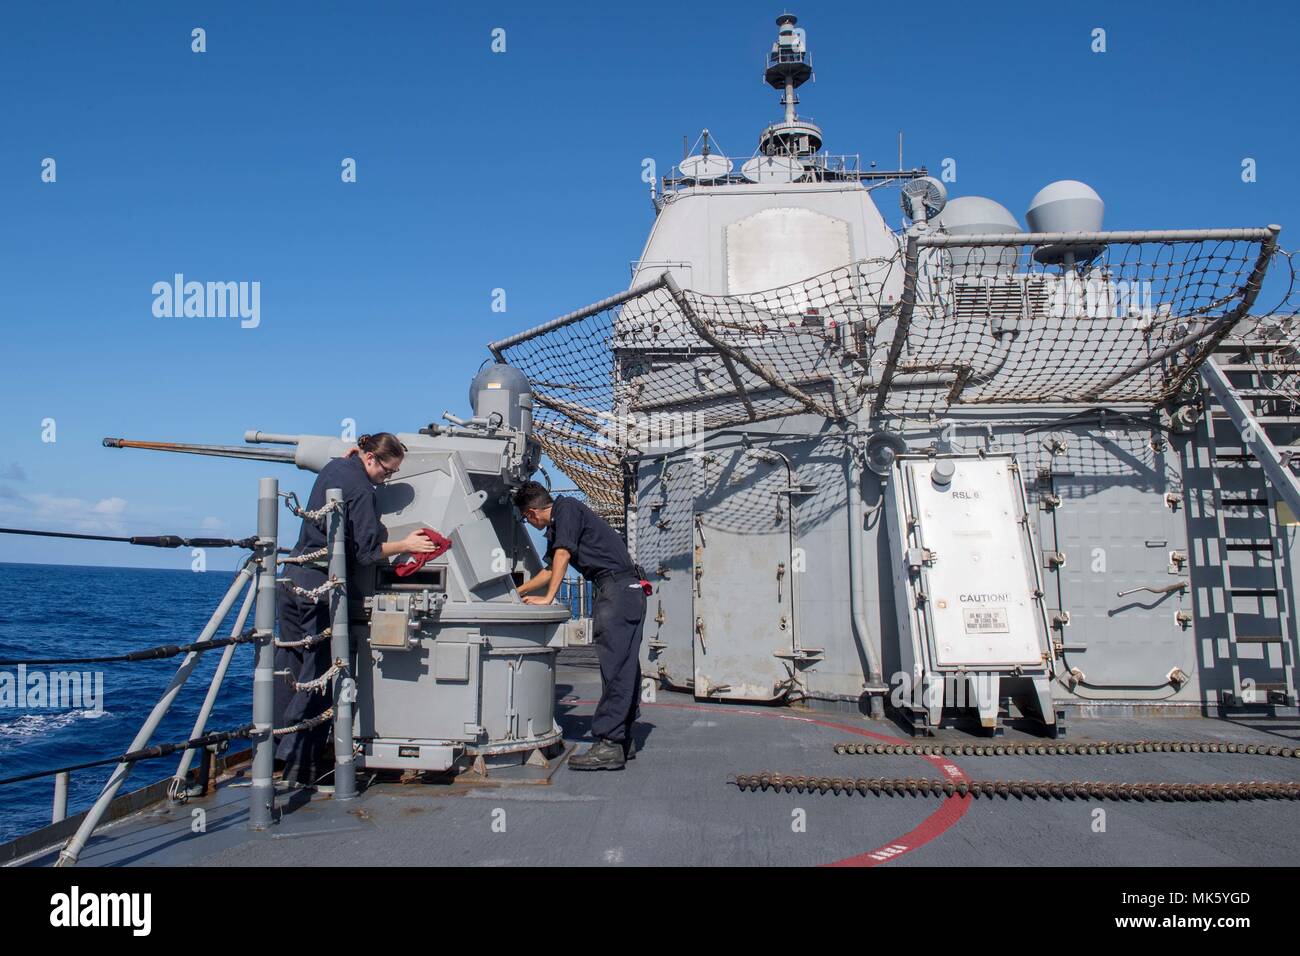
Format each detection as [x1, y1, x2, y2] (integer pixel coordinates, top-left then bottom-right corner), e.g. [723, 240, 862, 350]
[567, 697, 971, 866]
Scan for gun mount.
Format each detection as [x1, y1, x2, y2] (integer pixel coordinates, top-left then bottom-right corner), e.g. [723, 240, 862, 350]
[106, 364, 570, 774]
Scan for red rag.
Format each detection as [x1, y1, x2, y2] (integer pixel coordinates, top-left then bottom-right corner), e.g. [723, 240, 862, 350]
[394, 528, 452, 577]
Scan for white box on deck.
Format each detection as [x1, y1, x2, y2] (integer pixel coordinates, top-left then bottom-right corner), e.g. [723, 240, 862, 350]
[889, 455, 1050, 670]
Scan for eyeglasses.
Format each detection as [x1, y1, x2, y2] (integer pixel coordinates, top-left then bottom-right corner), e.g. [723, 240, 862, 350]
[370, 454, 400, 478]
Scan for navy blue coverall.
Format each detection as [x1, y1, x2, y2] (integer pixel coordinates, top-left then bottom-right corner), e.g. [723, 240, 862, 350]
[275, 455, 389, 785]
[545, 496, 646, 746]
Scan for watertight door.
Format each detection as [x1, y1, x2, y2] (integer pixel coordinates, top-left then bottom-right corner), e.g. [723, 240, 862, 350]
[692, 448, 797, 701]
[1038, 434, 1192, 692]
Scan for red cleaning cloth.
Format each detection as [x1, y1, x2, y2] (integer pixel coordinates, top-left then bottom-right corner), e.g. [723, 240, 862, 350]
[394, 528, 452, 577]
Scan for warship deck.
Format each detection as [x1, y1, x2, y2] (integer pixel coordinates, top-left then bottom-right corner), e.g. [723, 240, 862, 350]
[10, 651, 1300, 868]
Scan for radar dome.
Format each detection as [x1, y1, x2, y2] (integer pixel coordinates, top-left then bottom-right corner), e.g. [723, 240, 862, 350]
[935, 196, 1021, 274]
[470, 363, 532, 433]
[1026, 180, 1104, 234]
[1026, 180, 1105, 264]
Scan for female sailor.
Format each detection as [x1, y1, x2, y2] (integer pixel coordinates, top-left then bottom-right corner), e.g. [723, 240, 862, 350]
[275, 432, 435, 788]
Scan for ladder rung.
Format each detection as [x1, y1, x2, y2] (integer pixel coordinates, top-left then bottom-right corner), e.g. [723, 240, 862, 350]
[1209, 412, 1300, 424]
[1215, 340, 1292, 352]
[1213, 363, 1300, 372]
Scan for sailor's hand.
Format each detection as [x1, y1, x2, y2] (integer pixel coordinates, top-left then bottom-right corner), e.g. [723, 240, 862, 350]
[399, 531, 438, 553]
[522, 595, 555, 606]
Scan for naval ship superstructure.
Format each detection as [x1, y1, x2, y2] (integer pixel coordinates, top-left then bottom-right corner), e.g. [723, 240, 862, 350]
[491, 13, 1300, 733]
[4, 12, 1300, 871]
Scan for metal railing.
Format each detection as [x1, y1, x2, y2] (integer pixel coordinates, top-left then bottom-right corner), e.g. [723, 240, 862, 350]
[661, 153, 927, 190]
[0, 476, 363, 864]
[557, 575, 591, 621]
[767, 49, 811, 69]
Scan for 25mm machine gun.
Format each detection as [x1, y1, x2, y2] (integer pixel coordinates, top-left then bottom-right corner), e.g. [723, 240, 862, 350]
[106, 365, 570, 774]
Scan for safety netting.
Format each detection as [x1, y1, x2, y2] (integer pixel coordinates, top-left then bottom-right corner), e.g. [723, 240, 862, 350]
[489, 229, 1297, 520]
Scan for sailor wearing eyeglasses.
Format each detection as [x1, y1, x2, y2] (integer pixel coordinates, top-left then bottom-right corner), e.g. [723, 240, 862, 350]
[275, 432, 437, 790]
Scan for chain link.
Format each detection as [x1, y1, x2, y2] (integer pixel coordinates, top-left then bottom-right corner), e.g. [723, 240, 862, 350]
[276, 575, 342, 602]
[278, 547, 329, 566]
[273, 708, 336, 737]
[274, 627, 332, 650]
[276, 660, 345, 694]
[734, 772, 1300, 801]
[831, 740, 1299, 758]
[280, 492, 343, 528]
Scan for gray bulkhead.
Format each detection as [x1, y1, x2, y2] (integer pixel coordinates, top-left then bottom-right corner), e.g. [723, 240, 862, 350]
[633, 404, 1297, 716]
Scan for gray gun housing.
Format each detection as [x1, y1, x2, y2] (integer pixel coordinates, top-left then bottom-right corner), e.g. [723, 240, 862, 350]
[109, 363, 570, 773]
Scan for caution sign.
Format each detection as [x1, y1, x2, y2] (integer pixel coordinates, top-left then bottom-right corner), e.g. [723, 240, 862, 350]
[963, 607, 1010, 634]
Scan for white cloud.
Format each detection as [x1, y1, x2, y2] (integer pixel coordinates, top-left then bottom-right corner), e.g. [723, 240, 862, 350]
[2, 493, 132, 534]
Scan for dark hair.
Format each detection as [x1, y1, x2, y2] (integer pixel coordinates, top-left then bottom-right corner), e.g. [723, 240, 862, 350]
[513, 481, 552, 512]
[357, 433, 406, 461]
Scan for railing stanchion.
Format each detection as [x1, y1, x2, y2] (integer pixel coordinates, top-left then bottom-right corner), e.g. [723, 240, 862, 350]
[172, 574, 257, 798]
[249, 477, 279, 830]
[55, 550, 256, 864]
[327, 488, 357, 800]
[52, 772, 68, 823]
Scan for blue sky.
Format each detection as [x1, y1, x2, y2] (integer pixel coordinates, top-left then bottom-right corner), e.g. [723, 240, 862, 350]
[1, 0, 1297, 569]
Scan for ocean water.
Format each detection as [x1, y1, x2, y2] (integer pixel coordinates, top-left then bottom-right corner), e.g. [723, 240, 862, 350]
[0, 563, 257, 845]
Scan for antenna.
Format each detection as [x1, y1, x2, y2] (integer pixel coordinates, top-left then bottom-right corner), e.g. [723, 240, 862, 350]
[900, 176, 948, 224]
[758, 14, 823, 158]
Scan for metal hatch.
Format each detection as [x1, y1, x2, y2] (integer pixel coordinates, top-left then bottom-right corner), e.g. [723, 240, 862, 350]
[692, 447, 798, 701]
[891, 455, 1051, 670]
[1037, 426, 1193, 695]
[886, 453, 1059, 731]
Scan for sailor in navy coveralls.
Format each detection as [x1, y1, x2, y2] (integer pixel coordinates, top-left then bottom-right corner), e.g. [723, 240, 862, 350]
[514, 481, 646, 771]
[275, 433, 436, 788]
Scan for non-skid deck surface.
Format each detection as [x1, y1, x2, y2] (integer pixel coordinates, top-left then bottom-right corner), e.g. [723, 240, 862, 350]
[16, 660, 1300, 867]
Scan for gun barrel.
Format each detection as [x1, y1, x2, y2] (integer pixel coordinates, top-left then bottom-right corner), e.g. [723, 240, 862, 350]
[103, 438, 297, 464]
[244, 431, 301, 445]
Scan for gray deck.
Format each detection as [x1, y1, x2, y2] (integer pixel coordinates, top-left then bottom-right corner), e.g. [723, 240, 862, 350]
[12, 657, 1300, 867]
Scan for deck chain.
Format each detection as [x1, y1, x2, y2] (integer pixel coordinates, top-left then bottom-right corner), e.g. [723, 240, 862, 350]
[733, 773, 1300, 801]
[830, 740, 1299, 758]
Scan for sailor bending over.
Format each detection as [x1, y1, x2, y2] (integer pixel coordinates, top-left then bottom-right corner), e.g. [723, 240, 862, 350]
[515, 481, 647, 771]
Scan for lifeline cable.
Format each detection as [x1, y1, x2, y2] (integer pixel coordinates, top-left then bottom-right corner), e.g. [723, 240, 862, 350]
[0, 628, 260, 667]
[0, 724, 257, 787]
[0, 526, 257, 549]
[0, 712, 334, 788]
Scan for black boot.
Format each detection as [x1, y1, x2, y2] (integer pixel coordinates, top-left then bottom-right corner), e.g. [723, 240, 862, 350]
[569, 738, 627, 772]
[623, 738, 637, 761]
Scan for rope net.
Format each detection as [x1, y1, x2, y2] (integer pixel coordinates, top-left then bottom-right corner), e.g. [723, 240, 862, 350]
[1212, 248, 1300, 410]
[493, 234, 1296, 519]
